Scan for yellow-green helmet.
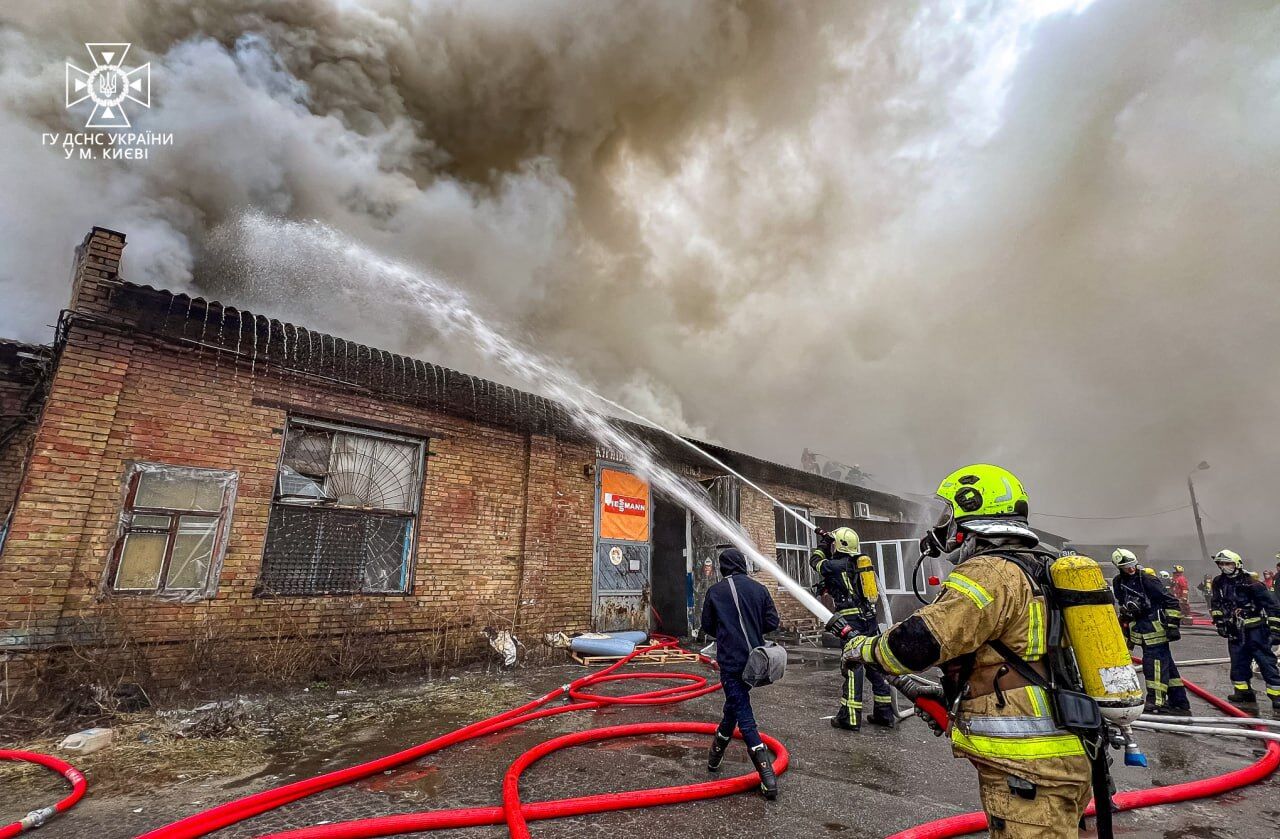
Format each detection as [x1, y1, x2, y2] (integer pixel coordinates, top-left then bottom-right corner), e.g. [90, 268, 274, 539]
[920, 464, 1032, 558]
[936, 464, 1029, 522]
[830, 526, 860, 555]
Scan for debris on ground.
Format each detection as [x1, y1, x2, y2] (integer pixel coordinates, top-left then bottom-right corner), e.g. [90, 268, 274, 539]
[483, 627, 521, 667]
[0, 666, 531, 801]
[58, 727, 114, 755]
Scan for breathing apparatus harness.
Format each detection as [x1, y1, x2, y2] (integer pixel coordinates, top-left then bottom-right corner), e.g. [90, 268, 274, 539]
[980, 546, 1118, 838]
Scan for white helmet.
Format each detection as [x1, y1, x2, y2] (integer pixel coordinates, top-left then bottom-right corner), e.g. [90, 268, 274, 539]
[1158, 570, 1171, 581]
[1214, 549, 1243, 574]
[1111, 548, 1138, 569]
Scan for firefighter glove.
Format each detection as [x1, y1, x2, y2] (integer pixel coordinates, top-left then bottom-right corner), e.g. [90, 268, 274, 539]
[840, 634, 875, 675]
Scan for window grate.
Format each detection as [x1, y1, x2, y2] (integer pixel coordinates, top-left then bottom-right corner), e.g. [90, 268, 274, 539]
[258, 419, 423, 596]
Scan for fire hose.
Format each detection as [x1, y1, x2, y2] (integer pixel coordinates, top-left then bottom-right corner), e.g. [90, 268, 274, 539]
[885, 674, 1280, 838]
[10, 640, 1277, 838]
[0, 750, 86, 838]
[135, 637, 790, 839]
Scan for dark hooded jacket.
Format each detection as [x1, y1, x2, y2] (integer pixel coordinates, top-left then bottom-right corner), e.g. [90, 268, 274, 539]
[700, 549, 780, 674]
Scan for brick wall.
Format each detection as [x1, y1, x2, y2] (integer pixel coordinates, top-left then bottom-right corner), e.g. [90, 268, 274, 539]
[0, 322, 602, 696]
[0, 229, 603, 699]
[0, 227, 922, 700]
[0, 424, 35, 523]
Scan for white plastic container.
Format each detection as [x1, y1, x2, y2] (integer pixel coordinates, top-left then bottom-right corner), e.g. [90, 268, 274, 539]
[58, 727, 114, 755]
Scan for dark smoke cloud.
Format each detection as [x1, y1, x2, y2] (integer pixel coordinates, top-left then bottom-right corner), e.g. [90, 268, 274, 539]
[1, 1, 1277, 567]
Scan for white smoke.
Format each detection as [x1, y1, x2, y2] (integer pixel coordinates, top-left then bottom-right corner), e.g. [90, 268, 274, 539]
[0, 0, 1277, 563]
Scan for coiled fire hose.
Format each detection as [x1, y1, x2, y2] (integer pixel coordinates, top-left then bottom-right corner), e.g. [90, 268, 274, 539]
[137, 636, 790, 839]
[886, 674, 1280, 838]
[0, 750, 87, 838]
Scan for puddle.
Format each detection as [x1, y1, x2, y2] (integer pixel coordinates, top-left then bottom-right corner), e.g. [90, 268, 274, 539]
[788, 652, 843, 671]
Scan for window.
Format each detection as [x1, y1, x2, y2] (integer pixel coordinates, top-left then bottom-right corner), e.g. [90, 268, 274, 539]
[854, 501, 872, 519]
[774, 504, 814, 586]
[862, 538, 921, 595]
[110, 464, 237, 598]
[258, 418, 424, 596]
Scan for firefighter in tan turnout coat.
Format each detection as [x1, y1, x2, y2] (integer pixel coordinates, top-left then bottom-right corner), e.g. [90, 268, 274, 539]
[841, 464, 1091, 837]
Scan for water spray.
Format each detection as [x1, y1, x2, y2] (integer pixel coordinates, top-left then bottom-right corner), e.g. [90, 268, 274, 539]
[234, 215, 833, 623]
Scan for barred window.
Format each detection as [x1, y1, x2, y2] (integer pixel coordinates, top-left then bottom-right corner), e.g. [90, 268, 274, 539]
[774, 504, 814, 586]
[109, 463, 238, 598]
[257, 418, 424, 596]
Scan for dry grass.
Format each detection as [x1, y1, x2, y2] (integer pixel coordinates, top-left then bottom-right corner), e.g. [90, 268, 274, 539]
[0, 714, 267, 796]
[0, 667, 534, 800]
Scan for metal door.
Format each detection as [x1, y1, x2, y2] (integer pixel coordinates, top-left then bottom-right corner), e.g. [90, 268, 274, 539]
[689, 475, 742, 634]
[593, 462, 652, 631]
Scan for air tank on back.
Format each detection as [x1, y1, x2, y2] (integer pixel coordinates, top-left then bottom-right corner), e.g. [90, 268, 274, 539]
[1049, 554, 1148, 766]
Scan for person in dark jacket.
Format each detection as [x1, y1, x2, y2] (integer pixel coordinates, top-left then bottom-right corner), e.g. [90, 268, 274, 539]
[1111, 549, 1189, 714]
[700, 548, 781, 799]
[1210, 549, 1280, 708]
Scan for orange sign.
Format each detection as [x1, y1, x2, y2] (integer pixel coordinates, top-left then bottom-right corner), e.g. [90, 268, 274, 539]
[600, 468, 650, 542]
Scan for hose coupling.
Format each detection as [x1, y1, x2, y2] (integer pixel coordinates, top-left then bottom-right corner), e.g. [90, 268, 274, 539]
[20, 805, 57, 830]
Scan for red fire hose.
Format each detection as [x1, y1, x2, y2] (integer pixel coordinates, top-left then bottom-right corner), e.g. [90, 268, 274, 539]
[887, 675, 1280, 838]
[136, 637, 792, 839]
[19, 638, 1276, 838]
[0, 750, 87, 838]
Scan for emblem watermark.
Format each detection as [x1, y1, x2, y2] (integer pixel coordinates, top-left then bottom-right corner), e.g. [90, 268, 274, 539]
[48, 43, 173, 160]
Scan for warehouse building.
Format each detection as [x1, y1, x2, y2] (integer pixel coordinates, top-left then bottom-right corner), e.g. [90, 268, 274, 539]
[0, 227, 928, 700]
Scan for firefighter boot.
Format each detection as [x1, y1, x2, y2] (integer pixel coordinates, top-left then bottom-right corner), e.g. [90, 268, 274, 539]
[748, 743, 778, 800]
[706, 729, 732, 772]
[1227, 688, 1257, 705]
[869, 703, 897, 728]
[830, 708, 860, 731]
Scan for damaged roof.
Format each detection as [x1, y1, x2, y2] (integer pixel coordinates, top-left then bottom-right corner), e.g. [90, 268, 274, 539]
[84, 282, 917, 513]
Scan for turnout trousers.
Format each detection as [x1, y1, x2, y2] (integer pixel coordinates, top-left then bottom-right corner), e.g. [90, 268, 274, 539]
[1139, 643, 1189, 709]
[1228, 627, 1280, 701]
[974, 762, 1091, 838]
[838, 613, 893, 726]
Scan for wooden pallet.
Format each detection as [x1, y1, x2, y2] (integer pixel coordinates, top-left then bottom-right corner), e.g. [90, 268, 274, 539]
[636, 647, 700, 665]
[570, 645, 701, 667]
[571, 652, 625, 666]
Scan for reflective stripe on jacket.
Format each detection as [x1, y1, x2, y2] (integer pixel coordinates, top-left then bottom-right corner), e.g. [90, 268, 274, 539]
[879, 553, 1088, 783]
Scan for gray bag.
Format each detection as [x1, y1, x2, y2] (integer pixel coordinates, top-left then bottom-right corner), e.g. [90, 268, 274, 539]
[728, 576, 787, 687]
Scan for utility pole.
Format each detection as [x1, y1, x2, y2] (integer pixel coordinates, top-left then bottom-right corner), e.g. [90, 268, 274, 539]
[1187, 461, 1210, 564]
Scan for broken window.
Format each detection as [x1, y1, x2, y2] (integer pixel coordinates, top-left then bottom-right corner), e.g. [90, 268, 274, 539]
[775, 504, 814, 586]
[109, 464, 238, 599]
[257, 418, 424, 596]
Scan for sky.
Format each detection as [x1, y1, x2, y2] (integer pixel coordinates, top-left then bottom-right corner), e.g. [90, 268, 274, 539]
[1, 0, 1277, 567]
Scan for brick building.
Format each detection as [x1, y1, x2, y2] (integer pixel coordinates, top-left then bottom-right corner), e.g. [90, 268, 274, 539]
[0, 227, 927, 701]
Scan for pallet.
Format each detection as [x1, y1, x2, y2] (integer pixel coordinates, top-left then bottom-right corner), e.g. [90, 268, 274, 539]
[570, 645, 701, 667]
[571, 652, 625, 666]
[636, 648, 700, 665]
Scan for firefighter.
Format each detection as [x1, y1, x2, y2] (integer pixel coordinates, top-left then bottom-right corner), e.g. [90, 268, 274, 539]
[810, 526, 894, 730]
[1170, 565, 1191, 618]
[1110, 550, 1190, 715]
[1210, 549, 1280, 709]
[840, 465, 1091, 837]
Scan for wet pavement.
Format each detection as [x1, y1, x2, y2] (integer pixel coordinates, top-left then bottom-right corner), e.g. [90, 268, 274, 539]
[2, 631, 1277, 838]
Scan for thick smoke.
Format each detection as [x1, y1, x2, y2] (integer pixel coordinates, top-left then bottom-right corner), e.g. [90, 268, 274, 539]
[1, 1, 1277, 565]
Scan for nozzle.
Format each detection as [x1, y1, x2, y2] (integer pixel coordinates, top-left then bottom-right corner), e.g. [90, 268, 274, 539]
[1124, 742, 1148, 768]
[825, 614, 855, 641]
